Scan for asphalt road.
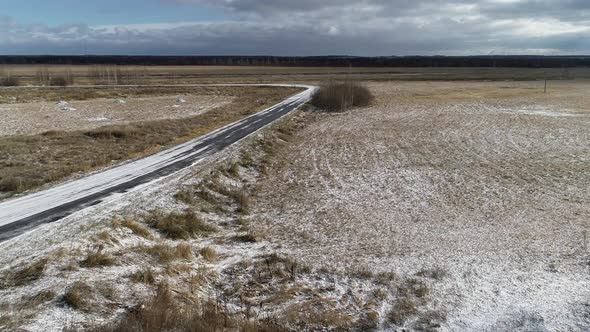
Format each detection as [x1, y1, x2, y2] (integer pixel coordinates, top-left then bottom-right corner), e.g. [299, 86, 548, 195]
[0, 84, 317, 242]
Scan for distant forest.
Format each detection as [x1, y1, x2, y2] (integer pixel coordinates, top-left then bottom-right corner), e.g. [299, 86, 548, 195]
[0, 55, 589, 68]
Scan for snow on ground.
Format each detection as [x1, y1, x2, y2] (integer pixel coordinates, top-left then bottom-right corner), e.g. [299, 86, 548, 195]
[1, 80, 589, 331]
[0, 94, 232, 136]
[252, 81, 590, 331]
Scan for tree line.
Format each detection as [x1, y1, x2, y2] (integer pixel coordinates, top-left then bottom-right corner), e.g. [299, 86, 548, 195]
[0, 55, 589, 68]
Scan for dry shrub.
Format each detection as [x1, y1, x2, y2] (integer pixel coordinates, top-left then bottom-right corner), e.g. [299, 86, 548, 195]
[284, 300, 354, 330]
[49, 76, 72, 86]
[80, 251, 116, 268]
[95, 285, 286, 332]
[63, 281, 93, 311]
[143, 243, 193, 263]
[145, 211, 215, 240]
[0, 259, 47, 289]
[389, 297, 417, 325]
[22, 290, 56, 307]
[400, 279, 430, 298]
[235, 230, 265, 243]
[84, 125, 140, 139]
[311, 81, 374, 112]
[417, 267, 448, 280]
[0, 76, 19, 87]
[199, 247, 218, 262]
[130, 268, 156, 284]
[174, 189, 195, 205]
[121, 218, 153, 239]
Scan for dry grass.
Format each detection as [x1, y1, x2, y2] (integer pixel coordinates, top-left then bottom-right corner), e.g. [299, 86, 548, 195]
[22, 290, 56, 307]
[130, 268, 156, 284]
[142, 243, 193, 263]
[199, 247, 218, 262]
[63, 281, 93, 312]
[94, 285, 286, 332]
[145, 211, 216, 240]
[235, 230, 265, 243]
[121, 218, 153, 239]
[0, 86, 298, 198]
[311, 81, 374, 112]
[0, 76, 19, 87]
[80, 251, 116, 268]
[173, 188, 195, 205]
[389, 297, 418, 325]
[49, 76, 72, 86]
[0, 259, 47, 289]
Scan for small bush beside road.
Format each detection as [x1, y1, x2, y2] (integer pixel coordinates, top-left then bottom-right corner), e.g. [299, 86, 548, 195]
[311, 81, 374, 112]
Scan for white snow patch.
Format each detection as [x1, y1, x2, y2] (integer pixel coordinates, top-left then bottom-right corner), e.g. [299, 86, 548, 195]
[87, 116, 110, 122]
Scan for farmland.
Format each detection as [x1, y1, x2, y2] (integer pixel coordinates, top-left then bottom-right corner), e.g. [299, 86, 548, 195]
[0, 67, 589, 331]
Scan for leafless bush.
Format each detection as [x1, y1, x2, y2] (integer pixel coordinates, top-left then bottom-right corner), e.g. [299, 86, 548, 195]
[311, 81, 374, 112]
[49, 76, 71, 86]
[36, 67, 50, 85]
[84, 125, 140, 139]
[0, 76, 19, 87]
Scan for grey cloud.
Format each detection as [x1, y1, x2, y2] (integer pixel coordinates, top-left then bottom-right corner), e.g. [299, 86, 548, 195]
[1, 1, 590, 55]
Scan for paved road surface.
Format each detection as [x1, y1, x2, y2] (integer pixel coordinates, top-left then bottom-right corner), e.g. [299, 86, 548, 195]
[0, 84, 316, 242]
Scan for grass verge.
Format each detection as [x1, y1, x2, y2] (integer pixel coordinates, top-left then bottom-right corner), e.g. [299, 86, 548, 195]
[0, 86, 299, 198]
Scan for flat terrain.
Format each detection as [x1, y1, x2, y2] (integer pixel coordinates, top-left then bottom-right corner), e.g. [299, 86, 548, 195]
[254, 80, 590, 330]
[3, 64, 590, 85]
[0, 70, 588, 331]
[0, 86, 298, 198]
[0, 94, 232, 136]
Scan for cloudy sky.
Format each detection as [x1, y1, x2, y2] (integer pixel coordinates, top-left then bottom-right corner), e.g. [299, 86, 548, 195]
[1, 0, 589, 55]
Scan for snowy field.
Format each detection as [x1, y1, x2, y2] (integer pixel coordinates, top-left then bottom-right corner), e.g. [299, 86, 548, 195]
[253, 80, 590, 331]
[1, 80, 589, 331]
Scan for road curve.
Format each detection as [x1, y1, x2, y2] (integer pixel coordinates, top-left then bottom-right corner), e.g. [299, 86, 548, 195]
[0, 84, 317, 242]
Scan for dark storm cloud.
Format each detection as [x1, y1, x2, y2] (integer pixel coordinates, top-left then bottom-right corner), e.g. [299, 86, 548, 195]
[1, 1, 589, 55]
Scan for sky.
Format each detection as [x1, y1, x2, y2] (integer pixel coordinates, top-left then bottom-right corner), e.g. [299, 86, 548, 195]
[0, 0, 589, 56]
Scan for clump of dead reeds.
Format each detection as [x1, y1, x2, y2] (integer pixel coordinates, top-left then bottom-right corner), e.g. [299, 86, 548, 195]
[311, 81, 374, 112]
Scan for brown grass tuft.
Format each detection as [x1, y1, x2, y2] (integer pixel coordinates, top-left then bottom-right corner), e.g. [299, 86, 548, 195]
[389, 297, 418, 325]
[94, 284, 286, 332]
[143, 243, 193, 263]
[199, 247, 218, 262]
[63, 281, 93, 311]
[130, 268, 156, 284]
[174, 188, 195, 205]
[80, 251, 116, 268]
[121, 218, 153, 239]
[22, 290, 56, 307]
[0, 259, 47, 289]
[145, 211, 215, 240]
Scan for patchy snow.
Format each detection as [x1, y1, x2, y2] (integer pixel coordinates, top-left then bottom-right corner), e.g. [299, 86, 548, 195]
[86, 116, 110, 122]
[507, 105, 582, 117]
[252, 81, 590, 331]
